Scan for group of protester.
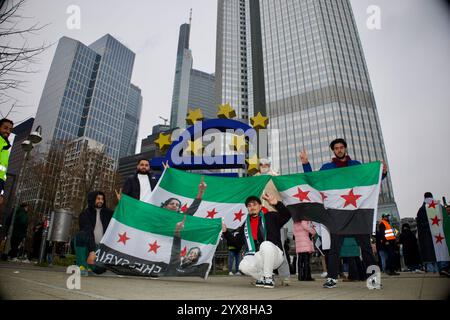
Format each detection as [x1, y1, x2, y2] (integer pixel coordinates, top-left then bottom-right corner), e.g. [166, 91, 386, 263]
[1, 115, 449, 288]
[222, 138, 450, 289]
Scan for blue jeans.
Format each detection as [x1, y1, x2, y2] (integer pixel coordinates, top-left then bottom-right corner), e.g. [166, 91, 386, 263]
[228, 250, 240, 273]
[425, 262, 437, 273]
[379, 250, 388, 272]
[437, 261, 449, 271]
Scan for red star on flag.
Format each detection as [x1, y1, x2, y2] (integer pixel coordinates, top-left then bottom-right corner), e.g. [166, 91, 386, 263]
[180, 204, 189, 213]
[428, 201, 437, 209]
[341, 189, 362, 208]
[435, 233, 444, 244]
[148, 240, 161, 254]
[234, 209, 245, 222]
[293, 187, 311, 202]
[180, 246, 187, 257]
[206, 208, 218, 219]
[117, 232, 130, 245]
[320, 192, 328, 201]
[431, 215, 441, 226]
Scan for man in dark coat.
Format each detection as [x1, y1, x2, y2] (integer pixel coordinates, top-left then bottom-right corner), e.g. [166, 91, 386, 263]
[75, 191, 113, 274]
[399, 223, 422, 272]
[120, 158, 158, 201]
[416, 192, 450, 276]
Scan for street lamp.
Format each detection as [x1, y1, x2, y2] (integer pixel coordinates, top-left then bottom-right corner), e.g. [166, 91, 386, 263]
[4, 126, 42, 260]
[28, 126, 42, 144]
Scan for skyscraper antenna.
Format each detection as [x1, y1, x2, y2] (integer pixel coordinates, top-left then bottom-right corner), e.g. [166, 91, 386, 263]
[189, 8, 192, 25]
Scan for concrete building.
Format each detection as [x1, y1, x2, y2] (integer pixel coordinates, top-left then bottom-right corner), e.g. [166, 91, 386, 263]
[215, 0, 399, 221]
[170, 19, 216, 129]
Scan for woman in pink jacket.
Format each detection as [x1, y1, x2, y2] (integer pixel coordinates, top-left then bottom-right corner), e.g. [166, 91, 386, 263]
[293, 220, 316, 281]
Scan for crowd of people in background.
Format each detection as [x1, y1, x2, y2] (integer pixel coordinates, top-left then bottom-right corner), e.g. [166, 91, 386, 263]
[1, 123, 449, 288]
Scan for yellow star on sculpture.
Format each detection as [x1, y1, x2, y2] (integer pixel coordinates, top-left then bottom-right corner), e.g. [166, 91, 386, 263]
[154, 132, 172, 151]
[217, 103, 236, 119]
[186, 108, 204, 126]
[246, 154, 259, 174]
[186, 139, 204, 156]
[230, 134, 247, 152]
[250, 112, 269, 130]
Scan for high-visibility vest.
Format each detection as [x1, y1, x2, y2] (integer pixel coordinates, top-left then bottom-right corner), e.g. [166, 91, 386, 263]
[0, 136, 10, 182]
[380, 220, 396, 240]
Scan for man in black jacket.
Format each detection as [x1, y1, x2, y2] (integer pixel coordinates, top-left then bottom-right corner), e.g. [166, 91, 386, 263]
[120, 158, 158, 201]
[75, 191, 113, 274]
[222, 193, 291, 288]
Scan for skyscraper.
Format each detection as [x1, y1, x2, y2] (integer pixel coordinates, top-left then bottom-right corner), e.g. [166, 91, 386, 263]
[216, 0, 398, 218]
[33, 34, 137, 165]
[215, 0, 266, 121]
[119, 84, 142, 158]
[170, 19, 216, 129]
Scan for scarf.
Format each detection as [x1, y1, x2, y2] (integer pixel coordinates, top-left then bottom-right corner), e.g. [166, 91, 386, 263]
[244, 211, 266, 255]
[332, 155, 351, 168]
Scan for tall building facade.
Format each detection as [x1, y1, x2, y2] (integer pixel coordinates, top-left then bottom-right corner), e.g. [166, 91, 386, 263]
[33, 34, 138, 164]
[119, 84, 142, 158]
[188, 70, 216, 120]
[215, 0, 266, 122]
[170, 22, 216, 128]
[215, 0, 398, 219]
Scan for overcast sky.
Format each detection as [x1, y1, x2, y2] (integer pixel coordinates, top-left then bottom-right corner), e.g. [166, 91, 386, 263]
[1, 0, 449, 218]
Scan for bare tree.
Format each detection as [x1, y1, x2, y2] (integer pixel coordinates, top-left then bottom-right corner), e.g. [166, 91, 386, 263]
[0, 0, 50, 118]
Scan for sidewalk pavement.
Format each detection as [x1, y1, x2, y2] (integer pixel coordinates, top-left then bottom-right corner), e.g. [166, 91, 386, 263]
[1, 262, 449, 300]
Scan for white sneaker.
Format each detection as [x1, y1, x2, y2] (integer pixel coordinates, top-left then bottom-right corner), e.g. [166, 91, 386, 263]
[10, 258, 19, 262]
[22, 259, 31, 264]
[321, 272, 328, 278]
[228, 272, 234, 276]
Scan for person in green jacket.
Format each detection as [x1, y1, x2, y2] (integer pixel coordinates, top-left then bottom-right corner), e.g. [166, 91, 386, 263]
[0, 118, 13, 205]
[339, 237, 365, 281]
[8, 203, 29, 259]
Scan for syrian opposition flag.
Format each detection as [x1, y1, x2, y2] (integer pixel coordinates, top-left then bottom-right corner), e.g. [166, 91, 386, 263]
[147, 168, 271, 229]
[96, 195, 222, 279]
[272, 161, 383, 234]
[424, 201, 450, 262]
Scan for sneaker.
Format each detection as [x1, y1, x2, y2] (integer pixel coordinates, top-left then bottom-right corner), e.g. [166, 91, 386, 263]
[263, 277, 275, 289]
[228, 272, 234, 276]
[235, 271, 242, 276]
[414, 269, 425, 274]
[255, 279, 265, 288]
[22, 259, 31, 264]
[320, 272, 328, 278]
[10, 257, 19, 263]
[323, 278, 337, 289]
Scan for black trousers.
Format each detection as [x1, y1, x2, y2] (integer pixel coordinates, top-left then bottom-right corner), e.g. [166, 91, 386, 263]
[8, 236, 22, 258]
[384, 242, 397, 273]
[297, 252, 313, 280]
[328, 234, 376, 280]
[347, 256, 365, 280]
